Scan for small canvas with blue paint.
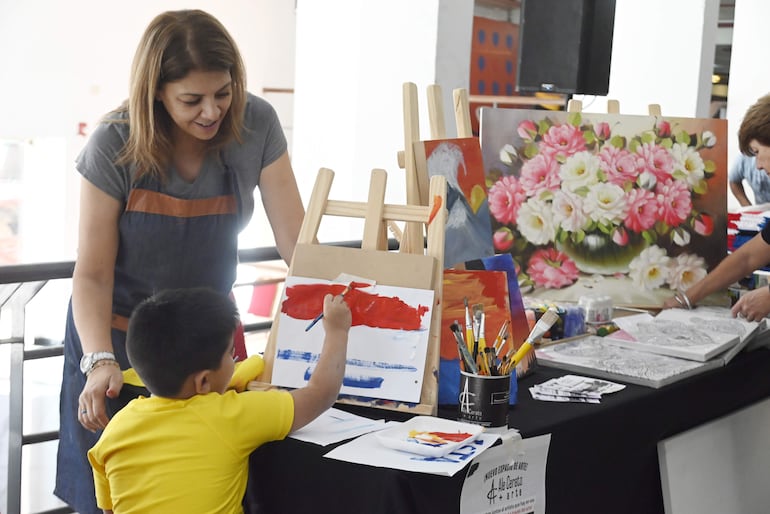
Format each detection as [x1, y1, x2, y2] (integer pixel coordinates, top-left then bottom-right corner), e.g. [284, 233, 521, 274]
[272, 276, 435, 403]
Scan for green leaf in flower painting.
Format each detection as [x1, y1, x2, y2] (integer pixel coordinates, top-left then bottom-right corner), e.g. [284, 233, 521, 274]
[703, 160, 716, 173]
[641, 229, 657, 245]
[692, 179, 708, 195]
[567, 112, 582, 127]
[610, 135, 625, 149]
[523, 142, 539, 159]
[537, 119, 550, 136]
[675, 130, 691, 145]
[641, 131, 655, 144]
[584, 131, 595, 145]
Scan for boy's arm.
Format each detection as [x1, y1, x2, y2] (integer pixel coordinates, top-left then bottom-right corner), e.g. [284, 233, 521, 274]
[289, 293, 351, 431]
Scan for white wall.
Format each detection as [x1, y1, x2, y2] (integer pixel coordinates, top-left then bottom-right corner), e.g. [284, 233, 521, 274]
[292, 0, 474, 242]
[574, 0, 719, 118]
[726, 0, 770, 200]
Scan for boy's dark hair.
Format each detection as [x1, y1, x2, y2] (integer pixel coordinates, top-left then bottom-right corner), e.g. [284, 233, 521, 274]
[126, 287, 240, 397]
[739, 93, 770, 155]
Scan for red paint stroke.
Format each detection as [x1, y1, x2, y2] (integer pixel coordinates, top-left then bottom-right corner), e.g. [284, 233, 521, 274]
[428, 195, 443, 225]
[282, 283, 429, 331]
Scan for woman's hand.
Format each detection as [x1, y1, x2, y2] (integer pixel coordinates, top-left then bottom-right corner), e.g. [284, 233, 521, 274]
[78, 365, 123, 432]
[662, 295, 683, 310]
[731, 287, 770, 322]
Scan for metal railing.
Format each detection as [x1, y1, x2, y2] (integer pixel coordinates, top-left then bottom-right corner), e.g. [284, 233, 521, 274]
[1, 239, 392, 514]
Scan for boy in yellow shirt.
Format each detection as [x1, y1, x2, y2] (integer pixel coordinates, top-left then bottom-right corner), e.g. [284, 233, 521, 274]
[87, 287, 351, 513]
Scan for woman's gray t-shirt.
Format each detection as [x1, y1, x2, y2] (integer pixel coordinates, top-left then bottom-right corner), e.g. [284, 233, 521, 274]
[75, 92, 287, 230]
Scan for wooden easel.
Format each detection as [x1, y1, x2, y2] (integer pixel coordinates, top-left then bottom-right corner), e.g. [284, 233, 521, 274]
[567, 98, 662, 116]
[260, 167, 448, 415]
[394, 82, 474, 252]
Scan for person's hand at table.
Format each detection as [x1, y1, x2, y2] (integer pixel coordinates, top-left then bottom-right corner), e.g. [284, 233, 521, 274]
[731, 287, 770, 322]
[662, 295, 683, 310]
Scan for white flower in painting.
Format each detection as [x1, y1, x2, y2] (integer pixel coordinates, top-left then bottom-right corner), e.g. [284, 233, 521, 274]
[667, 253, 707, 291]
[669, 142, 705, 189]
[517, 197, 557, 245]
[552, 190, 589, 233]
[559, 151, 601, 191]
[628, 245, 671, 290]
[671, 228, 691, 246]
[500, 144, 517, 165]
[702, 130, 717, 148]
[584, 183, 628, 225]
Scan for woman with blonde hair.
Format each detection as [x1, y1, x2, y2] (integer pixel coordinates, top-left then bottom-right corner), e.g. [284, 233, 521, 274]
[55, 10, 305, 513]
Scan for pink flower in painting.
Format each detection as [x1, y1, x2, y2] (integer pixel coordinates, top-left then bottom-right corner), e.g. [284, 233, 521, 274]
[656, 179, 692, 227]
[693, 212, 714, 236]
[519, 152, 561, 197]
[612, 226, 629, 246]
[488, 175, 527, 224]
[623, 188, 657, 232]
[598, 146, 638, 186]
[595, 122, 611, 140]
[656, 120, 671, 138]
[635, 142, 674, 183]
[540, 123, 586, 160]
[517, 119, 538, 140]
[493, 227, 515, 251]
[527, 248, 579, 288]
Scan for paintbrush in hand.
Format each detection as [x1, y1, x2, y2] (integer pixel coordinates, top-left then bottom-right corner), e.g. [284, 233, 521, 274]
[506, 307, 560, 372]
[305, 283, 352, 331]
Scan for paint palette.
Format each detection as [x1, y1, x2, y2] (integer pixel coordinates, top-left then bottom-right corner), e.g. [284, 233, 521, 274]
[375, 416, 483, 457]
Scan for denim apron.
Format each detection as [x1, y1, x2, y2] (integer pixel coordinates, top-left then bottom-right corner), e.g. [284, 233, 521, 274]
[55, 162, 241, 514]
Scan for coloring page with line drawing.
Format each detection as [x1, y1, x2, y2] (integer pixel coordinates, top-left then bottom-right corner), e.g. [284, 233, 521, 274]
[535, 336, 721, 388]
[609, 310, 742, 362]
[271, 276, 435, 403]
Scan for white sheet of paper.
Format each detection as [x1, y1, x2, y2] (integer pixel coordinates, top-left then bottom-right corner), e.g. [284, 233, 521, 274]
[460, 433, 551, 514]
[289, 407, 387, 446]
[324, 421, 501, 477]
[272, 276, 435, 403]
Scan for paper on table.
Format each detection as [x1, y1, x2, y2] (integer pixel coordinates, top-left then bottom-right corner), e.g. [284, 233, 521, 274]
[289, 407, 387, 446]
[460, 432, 551, 514]
[529, 390, 602, 403]
[324, 421, 501, 477]
[534, 374, 626, 398]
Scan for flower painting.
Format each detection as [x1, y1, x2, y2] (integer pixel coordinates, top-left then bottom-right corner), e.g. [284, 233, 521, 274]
[479, 108, 728, 306]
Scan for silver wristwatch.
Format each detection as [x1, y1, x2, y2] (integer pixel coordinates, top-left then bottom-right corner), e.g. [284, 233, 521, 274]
[79, 351, 117, 375]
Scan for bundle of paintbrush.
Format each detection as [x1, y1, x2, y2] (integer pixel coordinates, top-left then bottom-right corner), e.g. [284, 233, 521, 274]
[499, 307, 560, 376]
[449, 299, 512, 377]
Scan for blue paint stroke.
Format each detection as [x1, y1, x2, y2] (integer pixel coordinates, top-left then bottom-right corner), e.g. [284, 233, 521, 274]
[276, 349, 418, 372]
[412, 442, 482, 463]
[303, 367, 384, 389]
[337, 394, 419, 408]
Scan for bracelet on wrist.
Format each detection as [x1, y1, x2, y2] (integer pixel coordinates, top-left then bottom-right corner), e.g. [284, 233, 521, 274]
[85, 359, 120, 377]
[676, 289, 693, 310]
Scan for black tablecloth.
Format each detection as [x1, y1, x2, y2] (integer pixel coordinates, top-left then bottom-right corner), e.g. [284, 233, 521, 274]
[245, 347, 770, 514]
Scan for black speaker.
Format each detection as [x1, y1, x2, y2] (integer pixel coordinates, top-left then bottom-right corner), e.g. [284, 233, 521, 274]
[517, 0, 616, 96]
